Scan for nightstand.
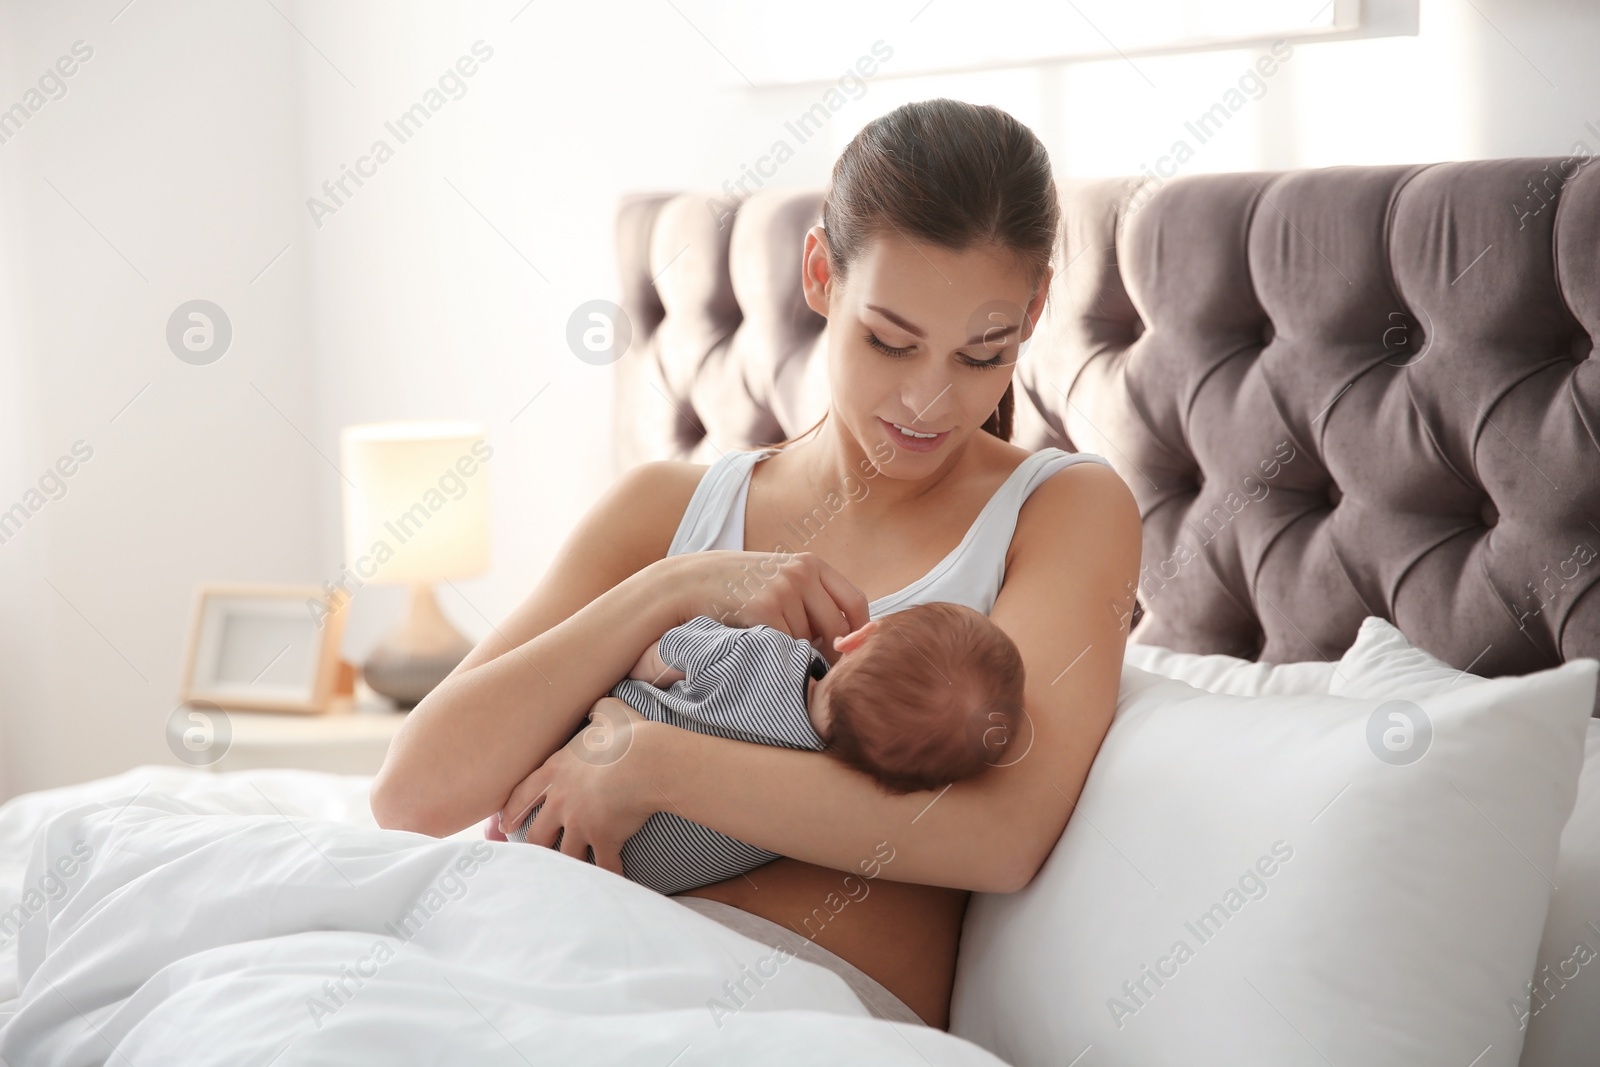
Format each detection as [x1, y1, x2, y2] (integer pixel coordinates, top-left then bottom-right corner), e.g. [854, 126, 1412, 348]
[188, 681, 408, 776]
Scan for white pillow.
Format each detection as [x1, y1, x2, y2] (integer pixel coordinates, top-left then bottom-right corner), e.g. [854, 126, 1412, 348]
[1125, 615, 1502, 700]
[1327, 615, 1489, 699]
[950, 656, 1597, 1067]
[1123, 641, 1337, 697]
[1520, 720, 1600, 1067]
[1322, 616, 1600, 1067]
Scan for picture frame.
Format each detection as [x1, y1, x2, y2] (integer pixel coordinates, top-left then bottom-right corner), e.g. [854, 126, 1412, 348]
[180, 583, 348, 715]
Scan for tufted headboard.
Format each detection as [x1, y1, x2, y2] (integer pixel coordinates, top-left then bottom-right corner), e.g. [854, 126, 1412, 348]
[611, 160, 1600, 706]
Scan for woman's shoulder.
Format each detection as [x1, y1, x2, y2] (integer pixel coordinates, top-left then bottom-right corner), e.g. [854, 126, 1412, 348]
[1006, 448, 1138, 571]
[594, 458, 715, 566]
[1023, 448, 1133, 519]
[621, 447, 776, 510]
[607, 446, 798, 561]
[614, 457, 711, 515]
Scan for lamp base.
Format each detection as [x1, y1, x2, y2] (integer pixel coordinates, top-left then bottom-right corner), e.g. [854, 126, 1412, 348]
[362, 584, 474, 710]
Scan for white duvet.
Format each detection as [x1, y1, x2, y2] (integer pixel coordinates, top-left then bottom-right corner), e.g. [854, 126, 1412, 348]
[0, 766, 1004, 1065]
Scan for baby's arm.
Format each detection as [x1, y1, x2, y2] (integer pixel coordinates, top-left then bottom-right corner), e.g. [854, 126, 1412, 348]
[628, 638, 686, 688]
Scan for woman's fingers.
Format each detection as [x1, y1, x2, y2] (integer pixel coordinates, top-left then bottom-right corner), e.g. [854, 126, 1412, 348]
[556, 824, 590, 863]
[768, 553, 866, 648]
[553, 823, 624, 877]
[798, 574, 856, 654]
[499, 768, 549, 834]
[523, 801, 564, 849]
[589, 836, 626, 877]
[813, 557, 872, 634]
[689, 548, 869, 648]
[498, 710, 659, 870]
[777, 597, 807, 641]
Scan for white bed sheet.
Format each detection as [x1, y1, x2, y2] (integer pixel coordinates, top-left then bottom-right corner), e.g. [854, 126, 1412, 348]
[0, 766, 1004, 1065]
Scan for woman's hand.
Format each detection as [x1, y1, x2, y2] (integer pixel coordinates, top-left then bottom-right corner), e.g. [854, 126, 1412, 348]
[497, 697, 659, 875]
[672, 550, 871, 661]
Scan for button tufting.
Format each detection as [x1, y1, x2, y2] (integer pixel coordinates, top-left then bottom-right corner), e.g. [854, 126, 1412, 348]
[1327, 481, 1342, 508]
[1261, 320, 1276, 347]
[1480, 497, 1499, 527]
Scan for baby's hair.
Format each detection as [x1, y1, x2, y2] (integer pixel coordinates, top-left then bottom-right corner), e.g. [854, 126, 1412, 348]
[824, 601, 1024, 794]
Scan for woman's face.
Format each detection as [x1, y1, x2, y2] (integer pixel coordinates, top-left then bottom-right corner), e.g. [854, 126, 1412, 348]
[801, 226, 1050, 470]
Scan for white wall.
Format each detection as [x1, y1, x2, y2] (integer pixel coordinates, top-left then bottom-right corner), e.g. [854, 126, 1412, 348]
[0, 0, 319, 799]
[285, 2, 854, 673]
[0, 0, 1595, 800]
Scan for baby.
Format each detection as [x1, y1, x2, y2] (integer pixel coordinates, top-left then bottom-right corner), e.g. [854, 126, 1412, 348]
[492, 600, 1025, 895]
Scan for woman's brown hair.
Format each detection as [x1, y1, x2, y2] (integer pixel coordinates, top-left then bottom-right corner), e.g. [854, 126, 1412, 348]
[754, 98, 1061, 452]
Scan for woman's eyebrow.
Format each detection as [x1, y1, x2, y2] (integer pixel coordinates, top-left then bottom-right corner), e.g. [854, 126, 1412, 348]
[865, 303, 1022, 346]
[864, 304, 926, 339]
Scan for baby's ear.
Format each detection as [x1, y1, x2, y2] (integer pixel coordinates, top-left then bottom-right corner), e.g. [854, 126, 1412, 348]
[835, 618, 878, 653]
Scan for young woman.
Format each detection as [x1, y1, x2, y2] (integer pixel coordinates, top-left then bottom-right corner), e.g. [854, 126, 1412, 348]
[371, 98, 1142, 1031]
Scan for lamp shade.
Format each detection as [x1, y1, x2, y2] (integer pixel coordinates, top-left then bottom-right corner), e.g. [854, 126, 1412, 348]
[339, 421, 491, 585]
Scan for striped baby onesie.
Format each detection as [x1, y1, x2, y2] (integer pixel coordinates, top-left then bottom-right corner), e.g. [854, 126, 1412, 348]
[508, 614, 830, 894]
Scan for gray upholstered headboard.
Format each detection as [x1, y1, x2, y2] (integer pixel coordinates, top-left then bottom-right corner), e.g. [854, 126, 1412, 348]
[610, 160, 1600, 704]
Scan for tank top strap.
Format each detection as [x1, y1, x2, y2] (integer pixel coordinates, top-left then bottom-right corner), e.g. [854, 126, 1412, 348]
[870, 447, 1114, 617]
[943, 447, 1114, 613]
[667, 448, 776, 557]
[1004, 448, 1114, 508]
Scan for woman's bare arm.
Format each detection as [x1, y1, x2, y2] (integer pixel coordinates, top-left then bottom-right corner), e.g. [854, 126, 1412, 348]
[529, 462, 1141, 892]
[372, 459, 872, 839]
[369, 460, 703, 837]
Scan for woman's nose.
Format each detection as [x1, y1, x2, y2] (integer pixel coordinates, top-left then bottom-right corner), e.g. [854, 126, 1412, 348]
[901, 377, 955, 428]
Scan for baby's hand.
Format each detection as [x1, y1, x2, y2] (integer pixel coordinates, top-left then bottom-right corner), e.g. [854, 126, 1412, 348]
[628, 639, 686, 688]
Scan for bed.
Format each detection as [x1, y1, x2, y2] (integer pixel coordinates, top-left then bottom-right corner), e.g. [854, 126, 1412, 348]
[3, 159, 1596, 1065]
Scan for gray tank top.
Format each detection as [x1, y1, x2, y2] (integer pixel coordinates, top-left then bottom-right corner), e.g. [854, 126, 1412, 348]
[666, 445, 1113, 617]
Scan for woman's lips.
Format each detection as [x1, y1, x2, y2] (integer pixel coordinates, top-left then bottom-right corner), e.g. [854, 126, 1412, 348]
[880, 417, 949, 452]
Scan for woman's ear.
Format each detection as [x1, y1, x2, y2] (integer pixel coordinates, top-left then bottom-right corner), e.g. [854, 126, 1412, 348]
[801, 224, 833, 318]
[1021, 265, 1053, 341]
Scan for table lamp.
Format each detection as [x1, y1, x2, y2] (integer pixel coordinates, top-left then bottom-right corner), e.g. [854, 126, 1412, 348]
[340, 421, 490, 709]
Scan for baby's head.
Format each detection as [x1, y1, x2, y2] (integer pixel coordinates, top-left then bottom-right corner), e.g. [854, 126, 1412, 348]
[809, 602, 1024, 794]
